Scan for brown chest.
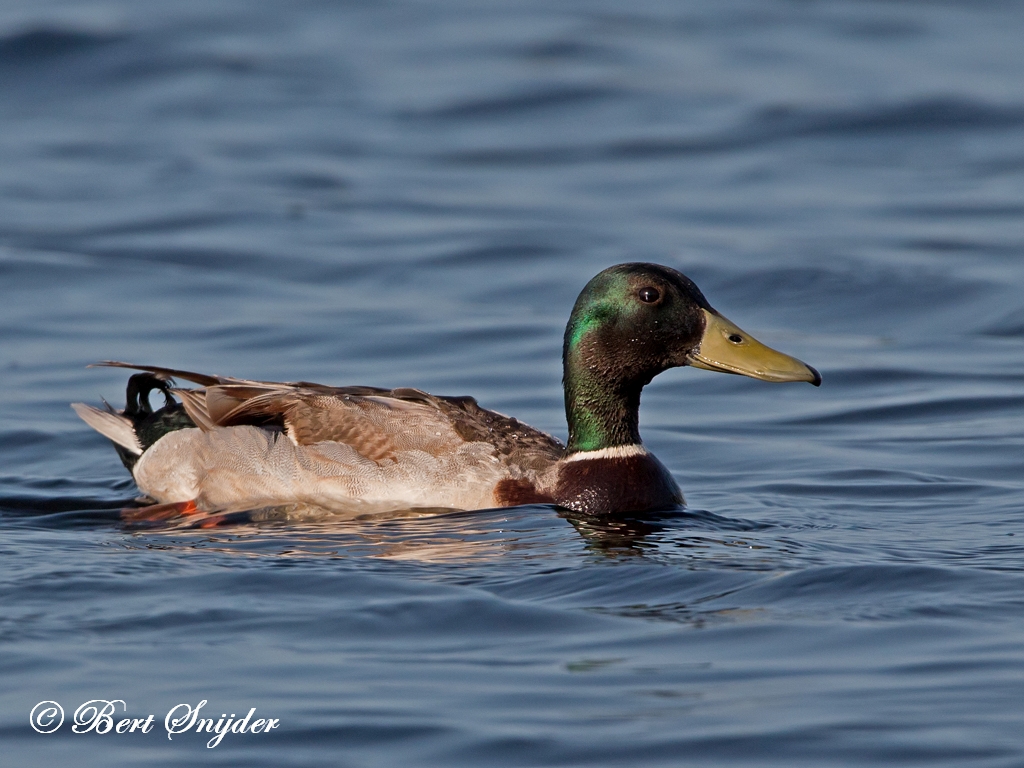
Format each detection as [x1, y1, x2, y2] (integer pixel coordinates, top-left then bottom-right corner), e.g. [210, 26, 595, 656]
[556, 454, 682, 515]
[494, 453, 682, 515]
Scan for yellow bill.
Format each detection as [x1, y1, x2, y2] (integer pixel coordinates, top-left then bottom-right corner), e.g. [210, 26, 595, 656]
[688, 309, 821, 385]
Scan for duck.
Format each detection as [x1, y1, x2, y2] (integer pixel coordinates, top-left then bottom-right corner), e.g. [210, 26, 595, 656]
[73, 263, 820, 517]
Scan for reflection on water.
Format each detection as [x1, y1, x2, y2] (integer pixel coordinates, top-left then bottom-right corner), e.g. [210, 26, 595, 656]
[110, 498, 815, 576]
[561, 510, 663, 558]
[124, 503, 573, 564]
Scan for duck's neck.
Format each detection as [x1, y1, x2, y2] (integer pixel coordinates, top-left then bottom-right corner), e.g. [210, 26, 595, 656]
[563, 349, 647, 455]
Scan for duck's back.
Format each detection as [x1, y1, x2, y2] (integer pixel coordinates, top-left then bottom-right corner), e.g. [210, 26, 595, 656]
[85, 363, 565, 513]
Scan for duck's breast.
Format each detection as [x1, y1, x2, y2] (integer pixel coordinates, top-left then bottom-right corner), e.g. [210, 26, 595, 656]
[549, 450, 683, 514]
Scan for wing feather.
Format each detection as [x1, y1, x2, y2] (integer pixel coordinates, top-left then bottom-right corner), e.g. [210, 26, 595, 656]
[71, 403, 143, 454]
[172, 389, 217, 431]
[87, 362, 564, 467]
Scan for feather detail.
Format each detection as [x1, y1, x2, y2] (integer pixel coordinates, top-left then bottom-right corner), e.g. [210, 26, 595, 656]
[172, 389, 216, 431]
[79, 361, 566, 512]
[93, 361, 242, 388]
[71, 403, 143, 455]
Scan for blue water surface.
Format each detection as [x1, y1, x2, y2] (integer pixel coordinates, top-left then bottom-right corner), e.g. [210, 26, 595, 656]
[2, 0, 1024, 765]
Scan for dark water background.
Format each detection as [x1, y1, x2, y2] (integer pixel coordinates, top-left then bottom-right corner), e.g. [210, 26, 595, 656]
[3, 0, 1024, 765]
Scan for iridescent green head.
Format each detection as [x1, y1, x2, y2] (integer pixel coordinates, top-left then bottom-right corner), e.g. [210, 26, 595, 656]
[562, 263, 819, 454]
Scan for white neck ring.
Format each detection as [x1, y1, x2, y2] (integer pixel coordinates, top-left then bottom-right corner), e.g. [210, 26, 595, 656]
[564, 444, 648, 462]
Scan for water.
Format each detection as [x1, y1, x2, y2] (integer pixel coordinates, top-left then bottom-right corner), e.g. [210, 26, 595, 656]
[2, 0, 1024, 764]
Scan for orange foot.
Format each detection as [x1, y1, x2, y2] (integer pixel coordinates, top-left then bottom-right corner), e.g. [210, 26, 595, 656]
[121, 499, 202, 523]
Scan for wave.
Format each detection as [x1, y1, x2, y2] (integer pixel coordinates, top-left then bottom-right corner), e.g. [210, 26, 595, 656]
[0, 26, 125, 64]
[439, 97, 1024, 165]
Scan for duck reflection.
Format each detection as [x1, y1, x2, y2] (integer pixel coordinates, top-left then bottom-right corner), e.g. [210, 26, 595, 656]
[120, 496, 689, 562]
[121, 501, 564, 563]
[558, 509, 673, 557]
[119, 499, 759, 564]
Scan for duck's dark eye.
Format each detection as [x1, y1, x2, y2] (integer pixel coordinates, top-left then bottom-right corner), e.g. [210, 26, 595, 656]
[638, 287, 660, 303]
[728, 334, 743, 343]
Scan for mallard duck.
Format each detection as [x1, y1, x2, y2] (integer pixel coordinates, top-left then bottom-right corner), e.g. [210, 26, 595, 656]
[73, 263, 819, 516]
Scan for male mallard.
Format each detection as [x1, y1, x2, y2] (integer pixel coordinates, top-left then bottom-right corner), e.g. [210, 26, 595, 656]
[73, 263, 819, 516]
